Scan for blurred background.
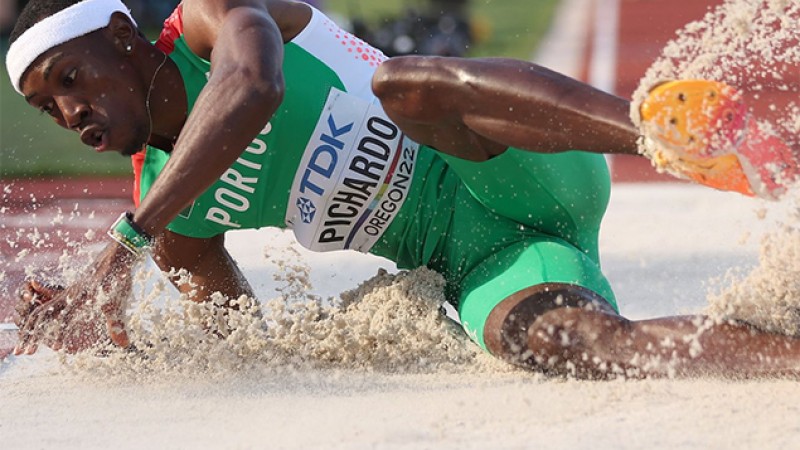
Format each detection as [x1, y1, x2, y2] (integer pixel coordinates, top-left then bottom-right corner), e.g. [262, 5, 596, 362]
[0, 0, 562, 179]
[9, 0, 763, 185]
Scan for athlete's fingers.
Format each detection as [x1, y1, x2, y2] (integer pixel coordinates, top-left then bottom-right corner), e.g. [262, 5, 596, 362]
[14, 309, 39, 355]
[101, 294, 130, 349]
[18, 343, 38, 356]
[18, 282, 35, 302]
[14, 294, 35, 327]
[14, 322, 39, 355]
[15, 283, 44, 328]
[50, 339, 63, 353]
[29, 280, 65, 301]
[15, 280, 126, 355]
[14, 314, 44, 355]
[14, 297, 65, 355]
[56, 293, 92, 353]
[16, 280, 62, 314]
[100, 276, 132, 349]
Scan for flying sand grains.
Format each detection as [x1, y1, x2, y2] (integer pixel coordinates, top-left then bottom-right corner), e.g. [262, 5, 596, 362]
[631, 0, 800, 335]
[707, 211, 800, 336]
[631, 0, 800, 154]
[63, 265, 512, 380]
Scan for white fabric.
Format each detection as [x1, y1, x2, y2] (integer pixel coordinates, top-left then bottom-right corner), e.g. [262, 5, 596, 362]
[6, 0, 137, 94]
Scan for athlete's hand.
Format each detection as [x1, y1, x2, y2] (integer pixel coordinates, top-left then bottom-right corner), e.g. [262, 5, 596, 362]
[16, 279, 63, 319]
[13, 243, 135, 355]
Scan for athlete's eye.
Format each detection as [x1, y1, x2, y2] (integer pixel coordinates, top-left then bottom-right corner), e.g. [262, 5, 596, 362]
[62, 68, 77, 87]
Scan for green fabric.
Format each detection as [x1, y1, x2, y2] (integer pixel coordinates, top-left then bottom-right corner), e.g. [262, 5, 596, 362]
[139, 38, 347, 238]
[372, 147, 616, 349]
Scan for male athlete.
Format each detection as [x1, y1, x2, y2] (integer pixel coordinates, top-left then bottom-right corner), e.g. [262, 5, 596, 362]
[9, 0, 800, 378]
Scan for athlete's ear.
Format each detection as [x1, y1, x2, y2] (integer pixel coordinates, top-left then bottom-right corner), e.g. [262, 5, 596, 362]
[106, 11, 138, 56]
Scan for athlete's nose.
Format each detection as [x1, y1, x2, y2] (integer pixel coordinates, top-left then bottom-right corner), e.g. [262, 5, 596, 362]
[56, 96, 90, 131]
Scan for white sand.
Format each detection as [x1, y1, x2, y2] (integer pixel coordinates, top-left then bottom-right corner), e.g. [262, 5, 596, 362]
[4, 183, 800, 449]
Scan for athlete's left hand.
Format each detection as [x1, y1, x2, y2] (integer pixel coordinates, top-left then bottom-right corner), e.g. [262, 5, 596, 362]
[13, 243, 135, 355]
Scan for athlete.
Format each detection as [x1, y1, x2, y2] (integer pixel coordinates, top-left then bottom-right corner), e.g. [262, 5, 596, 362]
[9, 0, 800, 378]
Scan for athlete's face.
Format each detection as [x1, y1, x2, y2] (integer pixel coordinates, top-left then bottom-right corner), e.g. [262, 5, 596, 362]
[19, 31, 151, 156]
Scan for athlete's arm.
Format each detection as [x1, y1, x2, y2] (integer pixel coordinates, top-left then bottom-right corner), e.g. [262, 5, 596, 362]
[15, 1, 305, 355]
[133, 0, 306, 236]
[153, 231, 256, 303]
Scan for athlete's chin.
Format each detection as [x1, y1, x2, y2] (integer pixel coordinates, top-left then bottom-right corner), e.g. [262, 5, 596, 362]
[95, 140, 139, 157]
[108, 130, 147, 157]
[119, 143, 143, 157]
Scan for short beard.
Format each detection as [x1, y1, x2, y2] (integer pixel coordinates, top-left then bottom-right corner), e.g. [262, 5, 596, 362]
[120, 144, 142, 157]
[120, 124, 151, 156]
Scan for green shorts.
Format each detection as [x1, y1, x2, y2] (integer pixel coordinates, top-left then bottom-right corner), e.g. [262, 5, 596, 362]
[371, 146, 617, 350]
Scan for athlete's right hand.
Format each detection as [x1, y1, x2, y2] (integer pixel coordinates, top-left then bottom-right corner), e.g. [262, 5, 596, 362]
[14, 279, 112, 354]
[13, 243, 134, 355]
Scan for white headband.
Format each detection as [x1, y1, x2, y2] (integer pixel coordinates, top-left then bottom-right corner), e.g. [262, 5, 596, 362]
[6, 0, 137, 94]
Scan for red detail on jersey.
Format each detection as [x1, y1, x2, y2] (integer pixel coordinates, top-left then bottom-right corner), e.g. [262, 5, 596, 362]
[334, 22, 386, 67]
[131, 151, 146, 207]
[155, 3, 184, 54]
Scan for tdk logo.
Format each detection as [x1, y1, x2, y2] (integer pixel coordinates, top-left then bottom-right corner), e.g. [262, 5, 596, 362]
[297, 197, 317, 223]
[298, 114, 354, 197]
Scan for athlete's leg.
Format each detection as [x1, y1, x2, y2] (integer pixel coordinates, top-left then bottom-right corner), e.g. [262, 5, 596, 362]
[487, 292, 800, 378]
[372, 56, 639, 161]
[435, 145, 800, 379]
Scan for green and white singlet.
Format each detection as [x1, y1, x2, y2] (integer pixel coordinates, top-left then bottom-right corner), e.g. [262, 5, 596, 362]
[133, 5, 618, 350]
[135, 5, 415, 252]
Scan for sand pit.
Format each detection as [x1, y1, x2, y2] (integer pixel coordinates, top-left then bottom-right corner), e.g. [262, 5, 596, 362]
[4, 183, 800, 449]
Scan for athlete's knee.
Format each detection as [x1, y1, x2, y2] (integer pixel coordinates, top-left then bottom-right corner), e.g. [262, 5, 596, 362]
[372, 56, 457, 119]
[483, 284, 627, 376]
[373, 56, 440, 92]
[527, 307, 632, 373]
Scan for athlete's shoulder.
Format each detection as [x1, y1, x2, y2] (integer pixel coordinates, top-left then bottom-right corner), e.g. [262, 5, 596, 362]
[155, 3, 184, 54]
[175, 0, 311, 59]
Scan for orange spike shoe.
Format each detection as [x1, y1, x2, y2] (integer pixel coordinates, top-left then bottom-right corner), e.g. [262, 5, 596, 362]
[639, 79, 798, 199]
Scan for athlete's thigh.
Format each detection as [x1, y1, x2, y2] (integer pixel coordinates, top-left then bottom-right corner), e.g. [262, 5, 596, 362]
[438, 147, 611, 258]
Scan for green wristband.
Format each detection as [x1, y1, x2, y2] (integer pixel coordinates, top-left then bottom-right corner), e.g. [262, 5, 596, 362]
[107, 211, 153, 256]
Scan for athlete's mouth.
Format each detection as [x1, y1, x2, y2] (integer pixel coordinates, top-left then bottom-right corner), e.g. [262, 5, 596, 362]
[80, 126, 108, 152]
[93, 131, 109, 153]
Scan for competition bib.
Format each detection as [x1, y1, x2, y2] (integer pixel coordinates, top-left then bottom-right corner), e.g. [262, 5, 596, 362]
[285, 88, 418, 252]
